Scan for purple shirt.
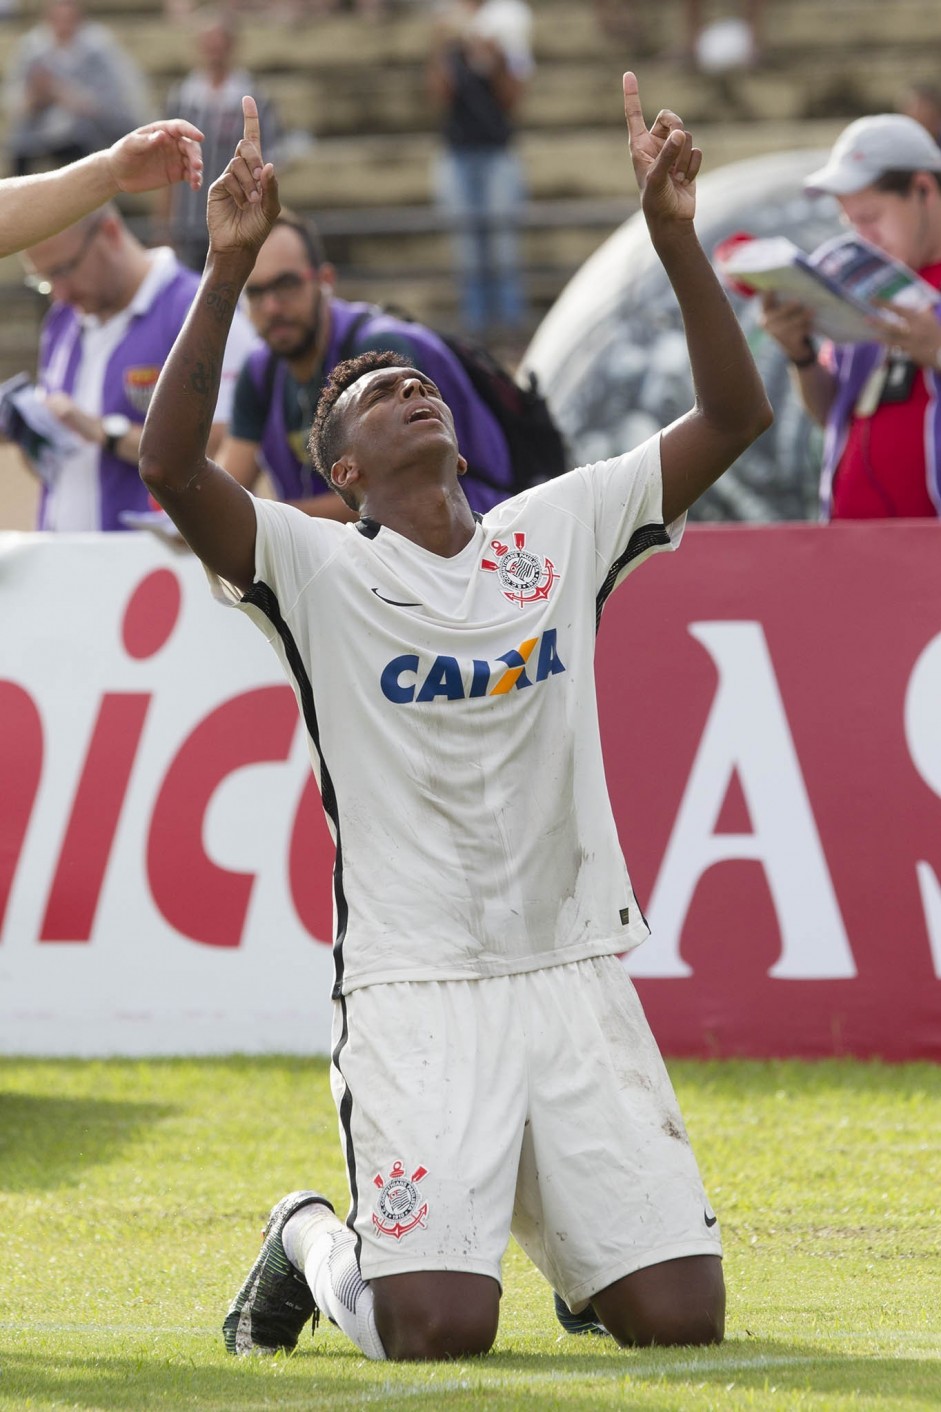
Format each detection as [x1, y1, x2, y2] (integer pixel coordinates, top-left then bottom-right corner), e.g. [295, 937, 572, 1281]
[233, 298, 514, 513]
[37, 259, 200, 531]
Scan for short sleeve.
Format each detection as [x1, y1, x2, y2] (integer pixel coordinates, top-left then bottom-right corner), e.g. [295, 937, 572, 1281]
[524, 433, 683, 599]
[207, 496, 343, 625]
[580, 434, 684, 597]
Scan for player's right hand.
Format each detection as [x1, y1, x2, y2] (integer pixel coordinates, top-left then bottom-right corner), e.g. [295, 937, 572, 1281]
[623, 71, 700, 226]
[206, 96, 280, 257]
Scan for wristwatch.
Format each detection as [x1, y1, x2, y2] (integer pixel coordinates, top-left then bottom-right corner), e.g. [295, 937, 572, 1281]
[102, 413, 132, 457]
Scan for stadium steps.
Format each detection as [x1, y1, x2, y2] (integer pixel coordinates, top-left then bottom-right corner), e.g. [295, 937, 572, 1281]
[0, 0, 938, 364]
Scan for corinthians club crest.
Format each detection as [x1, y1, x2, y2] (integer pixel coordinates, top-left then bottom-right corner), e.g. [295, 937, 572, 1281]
[481, 531, 559, 608]
[372, 1161, 429, 1240]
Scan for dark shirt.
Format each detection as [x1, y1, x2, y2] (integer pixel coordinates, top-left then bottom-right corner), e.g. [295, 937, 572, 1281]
[441, 44, 513, 149]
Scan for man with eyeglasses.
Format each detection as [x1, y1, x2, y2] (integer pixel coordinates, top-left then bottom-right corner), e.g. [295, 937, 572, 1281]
[216, 210, 515, 520]
[0, 117, 204, 258]
[16, 202, 254, 532]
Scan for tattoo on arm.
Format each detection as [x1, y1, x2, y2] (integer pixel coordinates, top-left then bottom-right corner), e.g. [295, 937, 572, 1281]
[180, 350, 219, 445]
[206, 283, 238, 325]
[189, 359, 215, 397]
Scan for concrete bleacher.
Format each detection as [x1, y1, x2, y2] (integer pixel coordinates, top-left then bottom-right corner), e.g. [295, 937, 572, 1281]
[0, 0, 939, 375]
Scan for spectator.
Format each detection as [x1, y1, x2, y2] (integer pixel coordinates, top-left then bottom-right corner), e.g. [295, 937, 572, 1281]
[686, 1, 763, 71]
[591, 3, 763, 70]
[760, 114, 941, 519]
[17, 205, 254, 531]
[427, 0, 532, 339]
[217, 209, 516, 516]
[4, 0, 149, 177]
[159, 8, 281, 272]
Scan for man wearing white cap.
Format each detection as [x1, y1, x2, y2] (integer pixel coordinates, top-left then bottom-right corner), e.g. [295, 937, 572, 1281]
[761, 113, 941, 518]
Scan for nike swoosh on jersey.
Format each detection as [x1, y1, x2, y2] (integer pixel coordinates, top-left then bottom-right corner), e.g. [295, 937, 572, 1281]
[371, 587, 422, 607]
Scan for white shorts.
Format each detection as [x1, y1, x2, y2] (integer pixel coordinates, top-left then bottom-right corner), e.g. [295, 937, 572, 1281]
[330, 955, 721, 1308]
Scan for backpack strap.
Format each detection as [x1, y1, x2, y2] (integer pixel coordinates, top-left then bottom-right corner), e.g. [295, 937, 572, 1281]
[261, 345, 279, 408]
[338, 308, 379, 363]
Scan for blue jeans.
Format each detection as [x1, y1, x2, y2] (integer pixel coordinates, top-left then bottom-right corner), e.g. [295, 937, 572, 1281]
[434, 145, 526, 335]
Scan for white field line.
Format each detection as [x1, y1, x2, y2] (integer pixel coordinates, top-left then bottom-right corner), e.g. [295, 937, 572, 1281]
[301, 1350, 941, 1405]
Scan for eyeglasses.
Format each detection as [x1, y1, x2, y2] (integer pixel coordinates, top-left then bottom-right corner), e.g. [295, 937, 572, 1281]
[24, 216, 104, 295]
[244, 270, 315, 305]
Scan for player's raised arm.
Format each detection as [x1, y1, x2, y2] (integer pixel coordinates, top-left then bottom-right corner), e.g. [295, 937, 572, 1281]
[140, 97, 278, 592]
[622, 72, 773, 522]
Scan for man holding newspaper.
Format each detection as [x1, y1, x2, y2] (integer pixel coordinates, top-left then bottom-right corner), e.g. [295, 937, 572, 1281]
[758, 114, 941, 519]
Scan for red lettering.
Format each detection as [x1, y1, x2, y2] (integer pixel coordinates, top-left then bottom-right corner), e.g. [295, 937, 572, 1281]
[41, 694, 151, 942]
[122, 569, 182, 660]
[289, 775, 336, 945]
[0, 682, 43, 937]
[148, 687, 298, 947]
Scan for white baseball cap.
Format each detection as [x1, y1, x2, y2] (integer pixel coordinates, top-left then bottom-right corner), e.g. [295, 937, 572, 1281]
[804, 113, 941, 196]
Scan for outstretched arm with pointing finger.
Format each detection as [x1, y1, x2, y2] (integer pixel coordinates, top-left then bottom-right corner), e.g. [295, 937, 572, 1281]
[140, 96, 279, 592]
[621, 72, 773, 521]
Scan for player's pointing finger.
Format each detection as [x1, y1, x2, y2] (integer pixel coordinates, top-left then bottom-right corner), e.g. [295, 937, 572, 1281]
[241, 94, 261, 151]
[622, 71, 648, 141]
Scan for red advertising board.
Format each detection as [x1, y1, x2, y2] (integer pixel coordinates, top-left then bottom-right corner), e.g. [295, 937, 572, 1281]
[600, 521, 941, 1059]
[1, 525, 939, 1059]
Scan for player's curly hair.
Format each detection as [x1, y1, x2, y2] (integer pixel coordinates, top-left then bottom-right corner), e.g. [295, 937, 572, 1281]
[308, 350, 417, 510]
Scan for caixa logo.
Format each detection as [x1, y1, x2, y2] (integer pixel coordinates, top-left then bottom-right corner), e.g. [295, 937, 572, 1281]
[379, 629, 566, 704]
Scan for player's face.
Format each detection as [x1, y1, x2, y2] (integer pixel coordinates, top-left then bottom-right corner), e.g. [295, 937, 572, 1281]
[245, 226, 333, 359]
[839, 183, 936, 267]
[333, 366, 465, 492]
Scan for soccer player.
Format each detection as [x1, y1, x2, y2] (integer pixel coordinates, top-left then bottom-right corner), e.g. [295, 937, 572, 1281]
[139, 87, 772, 1359]
[0, 119, 203, 258]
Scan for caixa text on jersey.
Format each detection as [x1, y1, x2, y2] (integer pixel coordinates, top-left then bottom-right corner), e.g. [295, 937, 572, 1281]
[379, 629, 566, 704]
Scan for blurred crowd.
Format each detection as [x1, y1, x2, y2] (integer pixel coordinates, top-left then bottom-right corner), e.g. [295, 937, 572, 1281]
[3, 0, 941, 532]
[1, 0, 534, 334]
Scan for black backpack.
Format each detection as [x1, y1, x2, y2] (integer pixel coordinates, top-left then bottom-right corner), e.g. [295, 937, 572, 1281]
[338, 307, 568, 496]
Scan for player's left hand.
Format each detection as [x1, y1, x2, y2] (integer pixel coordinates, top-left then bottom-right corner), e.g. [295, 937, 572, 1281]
[107, 119, 205, 194]
[871, 301, 941, 369]
[623, 71, 701, 225]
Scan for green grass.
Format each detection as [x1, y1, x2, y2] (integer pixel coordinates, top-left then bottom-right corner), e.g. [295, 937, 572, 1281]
[1, 1057, 938, 1410]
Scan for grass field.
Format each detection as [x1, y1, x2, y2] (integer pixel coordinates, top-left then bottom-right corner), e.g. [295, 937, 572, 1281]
[1, 1056, 939, 1411]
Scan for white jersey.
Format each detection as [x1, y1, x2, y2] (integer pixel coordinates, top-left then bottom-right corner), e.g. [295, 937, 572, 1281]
[217, 435, 683, 994]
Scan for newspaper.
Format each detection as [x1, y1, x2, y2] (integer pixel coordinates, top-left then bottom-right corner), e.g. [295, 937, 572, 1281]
[0, 373, 82, 488]
[118, 507, 185, 544]
[715, 231, 940, 343]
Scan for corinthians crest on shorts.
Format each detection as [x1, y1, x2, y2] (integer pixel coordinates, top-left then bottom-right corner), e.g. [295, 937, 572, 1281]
[372, 1160, 429, 1239]
[480, 531, 559, 608]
